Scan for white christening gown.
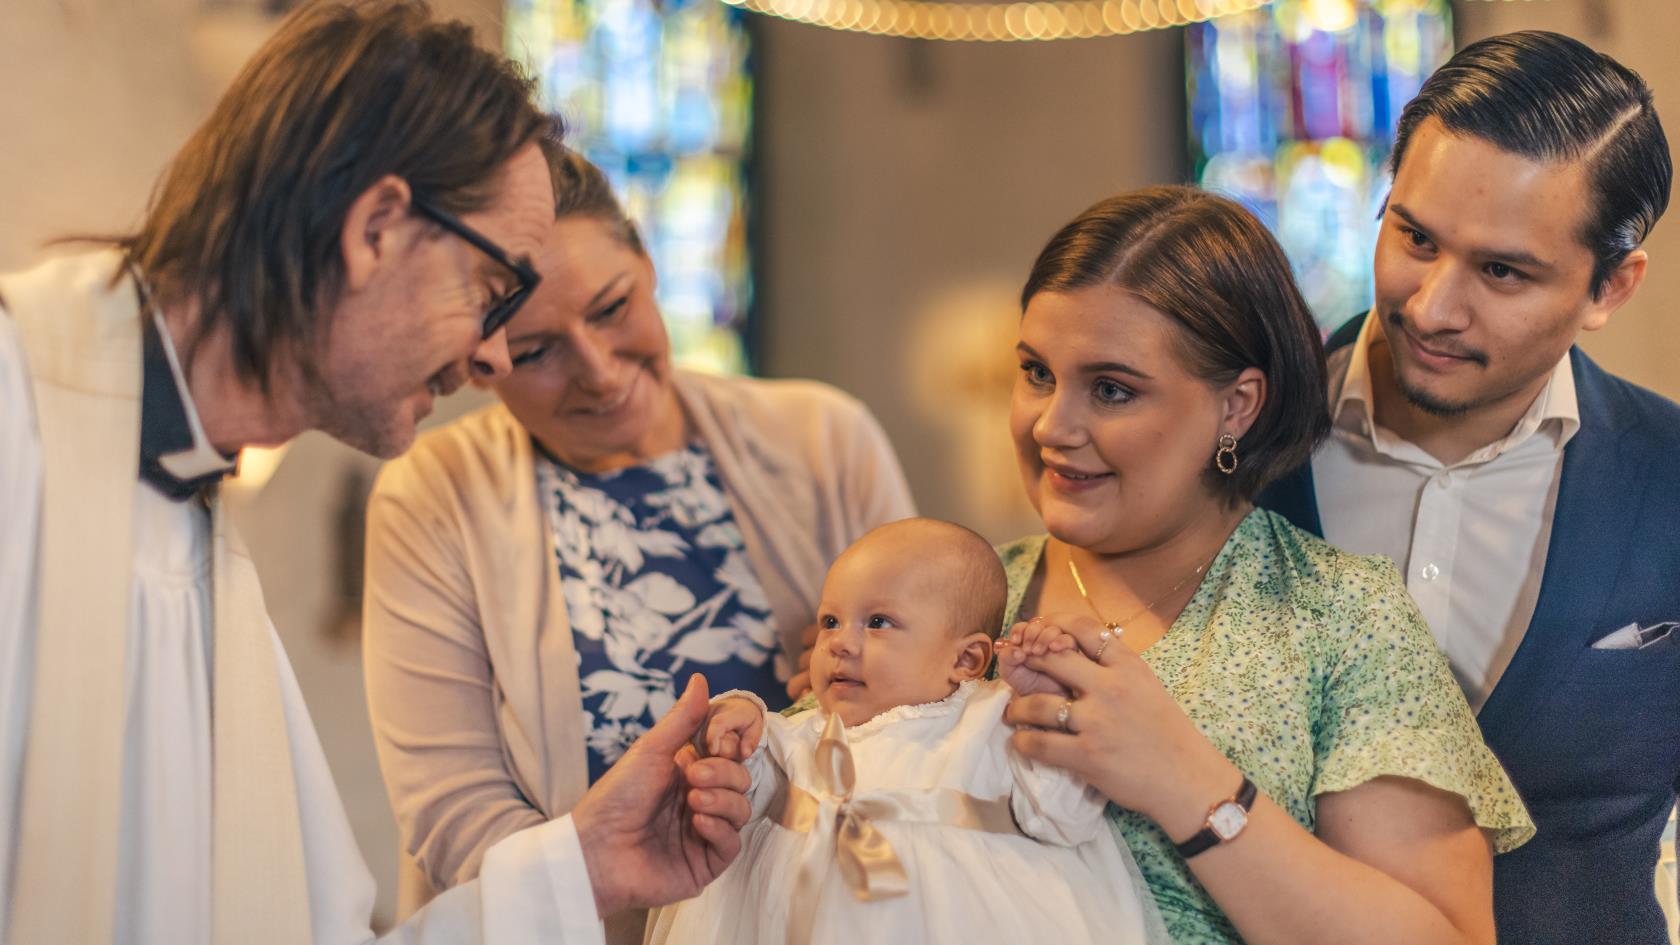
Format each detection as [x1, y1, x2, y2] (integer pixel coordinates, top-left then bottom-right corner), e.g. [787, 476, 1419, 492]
[647, 679, 1168, 945]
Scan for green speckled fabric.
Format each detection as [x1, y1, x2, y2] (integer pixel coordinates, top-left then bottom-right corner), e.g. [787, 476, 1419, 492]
[998, 509, 1533, 944]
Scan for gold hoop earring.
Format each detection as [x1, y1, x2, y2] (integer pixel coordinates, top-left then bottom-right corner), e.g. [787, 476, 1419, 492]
[1214, 433, 1239, 475]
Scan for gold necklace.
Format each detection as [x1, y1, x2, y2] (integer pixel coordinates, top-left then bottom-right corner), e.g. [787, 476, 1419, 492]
[1066, 549, 1214, 632]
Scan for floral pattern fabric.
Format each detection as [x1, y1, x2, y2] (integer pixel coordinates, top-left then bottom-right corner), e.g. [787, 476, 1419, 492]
[539, 442, 787, 783]
[998, 509, 1534, 944]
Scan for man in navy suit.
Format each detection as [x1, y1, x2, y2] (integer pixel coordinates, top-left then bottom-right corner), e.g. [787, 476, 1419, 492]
[1260, 31, 1679, 944]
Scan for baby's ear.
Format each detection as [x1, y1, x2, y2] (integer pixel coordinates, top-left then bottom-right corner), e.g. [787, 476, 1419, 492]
[950, 633, 994, 683]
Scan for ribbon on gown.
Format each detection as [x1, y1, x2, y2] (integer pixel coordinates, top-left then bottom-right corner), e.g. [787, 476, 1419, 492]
[773, 712, 1022, 945]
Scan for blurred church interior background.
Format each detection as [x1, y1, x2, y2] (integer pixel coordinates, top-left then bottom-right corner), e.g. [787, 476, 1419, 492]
[2, 0, 1674, 931]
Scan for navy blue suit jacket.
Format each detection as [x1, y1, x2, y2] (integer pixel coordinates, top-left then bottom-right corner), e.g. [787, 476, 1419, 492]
[1260, 319, 1680, 944]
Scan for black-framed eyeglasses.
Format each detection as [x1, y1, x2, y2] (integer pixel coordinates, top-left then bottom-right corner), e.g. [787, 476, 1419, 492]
[412, 196, 541, 340]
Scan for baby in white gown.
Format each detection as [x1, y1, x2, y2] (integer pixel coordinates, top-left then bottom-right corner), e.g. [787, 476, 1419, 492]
[646, 518, 1167, 945]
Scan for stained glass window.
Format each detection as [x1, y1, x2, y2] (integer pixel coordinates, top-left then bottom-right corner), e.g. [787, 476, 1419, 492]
[506, 0, 755, 374]
[1188, 0, 1453, 331]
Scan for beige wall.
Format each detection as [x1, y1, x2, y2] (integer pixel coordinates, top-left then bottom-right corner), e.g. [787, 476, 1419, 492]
[0, 0, 210, 270]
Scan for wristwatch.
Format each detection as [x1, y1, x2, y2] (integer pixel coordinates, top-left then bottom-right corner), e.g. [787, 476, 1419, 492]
[1174, 775, 1257, 859]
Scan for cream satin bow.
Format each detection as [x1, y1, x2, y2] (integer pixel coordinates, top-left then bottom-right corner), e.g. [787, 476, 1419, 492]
[774, 712, 1021, 945]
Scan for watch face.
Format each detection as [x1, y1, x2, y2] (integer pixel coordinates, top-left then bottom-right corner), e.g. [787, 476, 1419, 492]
[1208, 801, 1248, 841]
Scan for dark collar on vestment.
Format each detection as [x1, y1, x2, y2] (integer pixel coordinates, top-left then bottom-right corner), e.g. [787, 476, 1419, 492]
[137, 285, 237, 501]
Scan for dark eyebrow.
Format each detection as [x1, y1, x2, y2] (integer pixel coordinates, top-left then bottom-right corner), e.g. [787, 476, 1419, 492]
[1014, 342, 1152, 381]
[1083, 359, 1153, 381]
[1389, 203, 1554, 271]
[1387, 203, 1427, 233]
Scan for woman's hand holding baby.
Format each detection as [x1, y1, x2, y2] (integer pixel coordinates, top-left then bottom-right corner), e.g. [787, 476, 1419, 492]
[703, 696, 766, 761]
[996, 619, 1078, 697]
[1002, 613, 1240, 840]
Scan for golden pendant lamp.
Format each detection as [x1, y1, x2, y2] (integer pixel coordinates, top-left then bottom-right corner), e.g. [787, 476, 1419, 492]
[715, 0, 1539, 43]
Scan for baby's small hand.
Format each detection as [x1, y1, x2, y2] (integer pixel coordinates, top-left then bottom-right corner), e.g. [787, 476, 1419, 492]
[996, 619, 1077, 698]
[703, 696, 765, 761]
[1012, 617, 1079, 657]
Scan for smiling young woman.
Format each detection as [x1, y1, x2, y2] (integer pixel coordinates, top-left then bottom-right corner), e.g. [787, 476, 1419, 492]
[994, 186, 1533, 945]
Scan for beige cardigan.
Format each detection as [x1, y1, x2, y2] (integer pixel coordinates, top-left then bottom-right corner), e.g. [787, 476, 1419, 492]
[362, 369, 914, 916]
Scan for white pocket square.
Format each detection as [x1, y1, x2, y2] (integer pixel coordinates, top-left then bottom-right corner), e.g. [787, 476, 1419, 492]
[1592, 621, 1679, 650]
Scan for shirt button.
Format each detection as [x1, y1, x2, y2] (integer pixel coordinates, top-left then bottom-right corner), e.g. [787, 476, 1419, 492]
[1434, 471, 1453, 487]
[1421, 563, 1440, 581]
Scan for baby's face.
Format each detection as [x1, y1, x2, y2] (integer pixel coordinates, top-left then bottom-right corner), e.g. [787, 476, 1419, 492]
[811, 540, 974, 728]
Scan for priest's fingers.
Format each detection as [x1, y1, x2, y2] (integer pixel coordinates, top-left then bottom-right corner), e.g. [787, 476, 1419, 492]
[683, 755, 752, 794]
[690, 812, 742, 871]
[675, 743, 702, 769]
[688, 782, 752, 831]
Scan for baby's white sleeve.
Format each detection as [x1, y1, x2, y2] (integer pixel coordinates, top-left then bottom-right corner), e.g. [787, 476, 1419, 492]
[706, 690, 787, 822]
[1006, 743, 1109, 846]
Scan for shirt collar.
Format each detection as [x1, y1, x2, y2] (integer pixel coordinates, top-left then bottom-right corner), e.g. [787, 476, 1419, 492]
[1330, 311, 1580, 466]
[136, 274, 238, 501]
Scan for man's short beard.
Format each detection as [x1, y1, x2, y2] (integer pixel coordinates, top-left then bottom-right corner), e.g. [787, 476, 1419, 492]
[318, 408, 410, 458]
[300, 359, 410, 458]
[1397, 380, 1472, 418]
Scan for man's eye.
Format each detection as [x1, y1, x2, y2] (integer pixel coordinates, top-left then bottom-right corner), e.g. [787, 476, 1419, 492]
[1486, 262, 1524, 282]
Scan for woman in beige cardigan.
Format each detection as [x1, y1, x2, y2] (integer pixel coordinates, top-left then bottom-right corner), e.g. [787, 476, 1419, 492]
[361, 148, 914, 926]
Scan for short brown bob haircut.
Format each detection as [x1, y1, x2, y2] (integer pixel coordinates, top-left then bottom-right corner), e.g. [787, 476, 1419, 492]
[1020, 185, 1330, 502]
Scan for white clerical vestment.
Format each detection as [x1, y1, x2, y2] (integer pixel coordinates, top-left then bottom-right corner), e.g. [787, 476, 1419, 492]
[0, 251, 606, 945]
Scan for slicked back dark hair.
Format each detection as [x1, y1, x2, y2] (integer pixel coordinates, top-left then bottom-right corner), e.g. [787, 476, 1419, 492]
[1021, 186, 1330, 503]
[1391, 30, 1671, 298]
[122, 0, 553, 389]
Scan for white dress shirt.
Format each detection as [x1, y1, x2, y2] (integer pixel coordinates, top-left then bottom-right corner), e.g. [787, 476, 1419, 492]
[1312, 314, 1578, 710]
[0, 309, 605, 945]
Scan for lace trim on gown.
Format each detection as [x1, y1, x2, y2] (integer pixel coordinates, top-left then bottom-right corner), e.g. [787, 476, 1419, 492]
[809, 679, 984, 741]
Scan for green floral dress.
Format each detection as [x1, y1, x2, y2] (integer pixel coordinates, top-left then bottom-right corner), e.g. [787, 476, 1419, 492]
[999, 509, 1533, 944]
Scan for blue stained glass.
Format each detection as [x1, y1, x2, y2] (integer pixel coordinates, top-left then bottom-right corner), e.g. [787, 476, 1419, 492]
[1189, 1, 1452, 331]
[507, 0, 754, 375]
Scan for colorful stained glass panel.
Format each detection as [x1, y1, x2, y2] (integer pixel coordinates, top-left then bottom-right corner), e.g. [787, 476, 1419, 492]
[507, 0, 754, 374]
[1188, 0, 1453, 330]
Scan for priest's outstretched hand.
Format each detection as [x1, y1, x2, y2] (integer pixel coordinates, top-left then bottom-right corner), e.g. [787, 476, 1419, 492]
[571, 674, 753, 919]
